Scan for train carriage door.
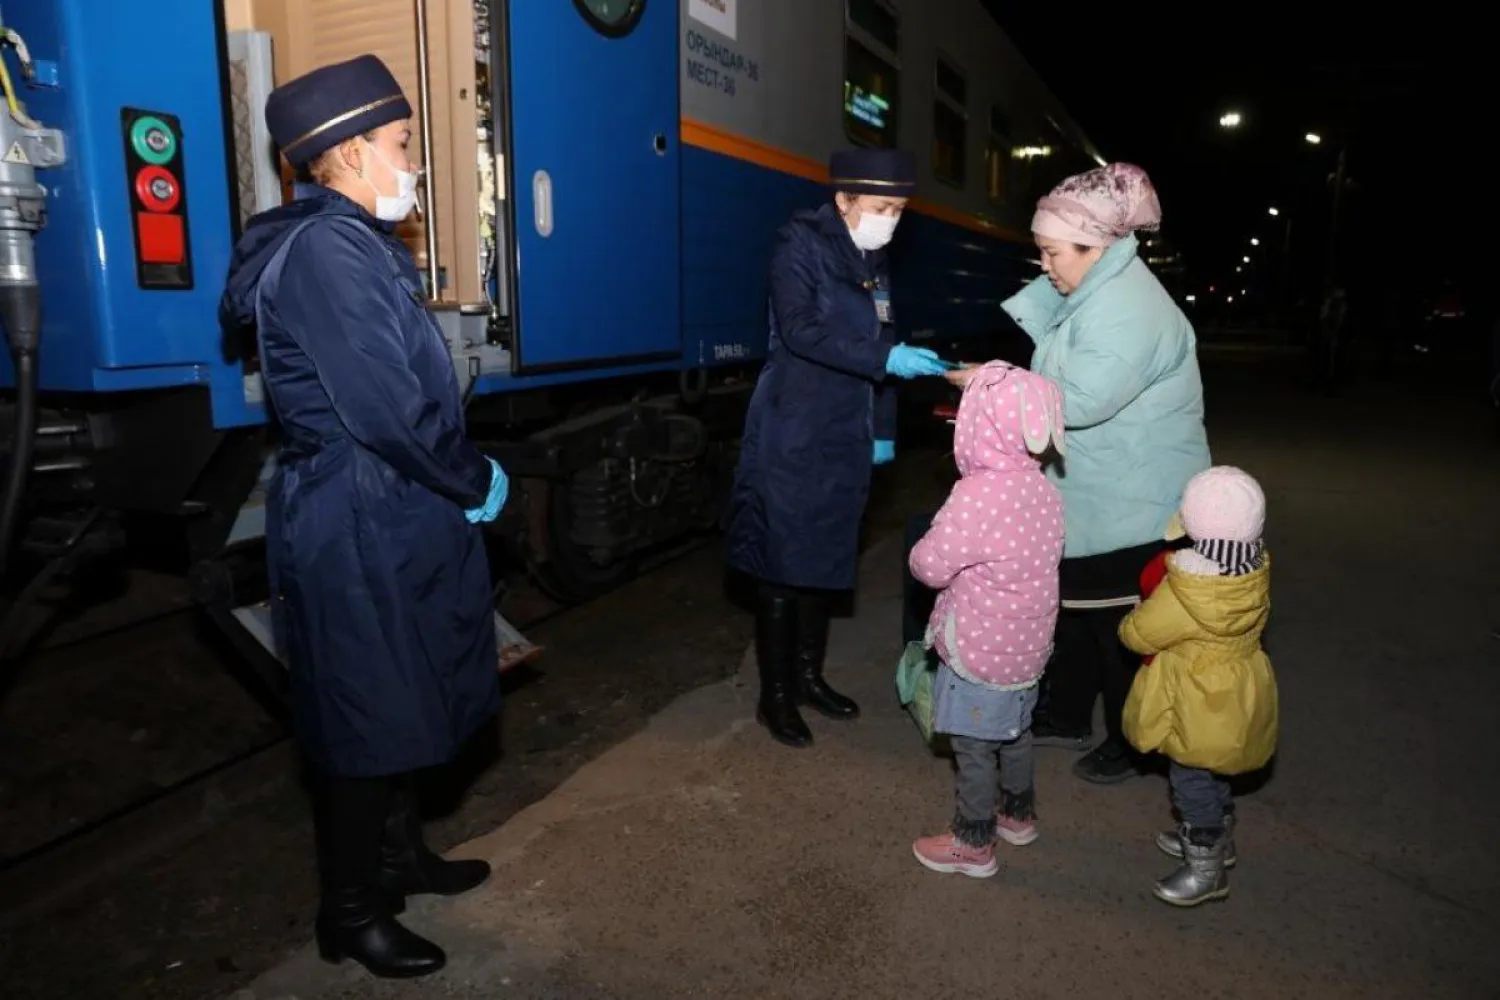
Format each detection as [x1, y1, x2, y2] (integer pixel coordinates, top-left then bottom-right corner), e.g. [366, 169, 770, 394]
[501, 0, 681, 372]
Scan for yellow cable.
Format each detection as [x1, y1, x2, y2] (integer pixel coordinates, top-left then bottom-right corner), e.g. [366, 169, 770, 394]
[0, 49, 19, 116]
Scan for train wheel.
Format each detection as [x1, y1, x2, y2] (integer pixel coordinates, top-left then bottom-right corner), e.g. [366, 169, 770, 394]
[529, 473, 638, 604]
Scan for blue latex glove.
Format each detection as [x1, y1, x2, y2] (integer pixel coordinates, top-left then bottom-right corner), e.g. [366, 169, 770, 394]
[873, 439, 896, 466]
[464, 457, 509, 524]
[885, 344, 948, 379]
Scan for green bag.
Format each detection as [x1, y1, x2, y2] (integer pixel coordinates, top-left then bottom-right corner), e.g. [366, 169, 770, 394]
[895, 640, 937, 744]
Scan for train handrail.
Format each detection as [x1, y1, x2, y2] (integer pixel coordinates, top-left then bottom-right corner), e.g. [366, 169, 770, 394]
[413, 0, 441, 300]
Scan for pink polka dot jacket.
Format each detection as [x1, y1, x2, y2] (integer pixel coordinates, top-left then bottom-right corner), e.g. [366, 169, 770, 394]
[909, 362, 1067, 690]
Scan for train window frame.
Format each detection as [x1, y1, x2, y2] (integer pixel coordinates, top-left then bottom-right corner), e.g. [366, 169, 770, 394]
[846, 0, 899, 53]
[985, 105, 1012, 204]
[572, 0, 647, 39]
[842, 0, 901, 150]
[1009, 132, 1056, 209]
[932, 53, 968, 189]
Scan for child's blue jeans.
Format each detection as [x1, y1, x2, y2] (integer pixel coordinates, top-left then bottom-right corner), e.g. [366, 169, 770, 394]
[1169, 761, 1232, 829]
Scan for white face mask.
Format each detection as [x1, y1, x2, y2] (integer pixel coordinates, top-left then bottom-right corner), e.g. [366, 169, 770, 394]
[362, 139, 421, 222]
[848, 210, 900, 252]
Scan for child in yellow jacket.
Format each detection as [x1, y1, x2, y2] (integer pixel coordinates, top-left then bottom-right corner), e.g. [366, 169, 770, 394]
[1118, 466, 1278, 907]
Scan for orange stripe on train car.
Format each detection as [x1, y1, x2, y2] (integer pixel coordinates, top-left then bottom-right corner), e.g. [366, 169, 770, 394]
[679, 118, 1030, 245]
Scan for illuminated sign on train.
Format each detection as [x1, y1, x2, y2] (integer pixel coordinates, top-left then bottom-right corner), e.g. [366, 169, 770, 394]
[845, 87, 890, 130]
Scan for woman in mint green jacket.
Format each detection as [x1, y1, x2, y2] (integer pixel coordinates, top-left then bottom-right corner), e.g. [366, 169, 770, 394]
[994, 163, 1209, 784]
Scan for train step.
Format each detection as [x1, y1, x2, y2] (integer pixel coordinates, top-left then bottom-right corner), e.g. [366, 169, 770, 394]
[223, 456, 276, 549]
[228, 601, 542, 675]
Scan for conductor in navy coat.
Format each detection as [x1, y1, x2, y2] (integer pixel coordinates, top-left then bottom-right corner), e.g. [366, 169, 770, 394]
[220, 55, 508, 980]
[726, 148, 950, 748]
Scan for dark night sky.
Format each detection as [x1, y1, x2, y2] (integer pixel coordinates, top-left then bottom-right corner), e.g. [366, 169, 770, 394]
[987, 8, 1486, 314]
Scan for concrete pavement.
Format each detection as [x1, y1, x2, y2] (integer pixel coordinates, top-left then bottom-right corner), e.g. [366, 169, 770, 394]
[233, 365, 1500, 1000]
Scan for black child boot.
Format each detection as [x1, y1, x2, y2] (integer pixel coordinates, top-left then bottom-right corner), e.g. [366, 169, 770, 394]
[377, 778, 490, 913]
[314, 775, 446, 980]
[795, 593, 859, 719]
[755, 587, 813, 748]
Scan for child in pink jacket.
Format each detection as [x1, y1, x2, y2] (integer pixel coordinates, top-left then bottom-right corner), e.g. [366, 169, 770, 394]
[909, 361, 1066, 878]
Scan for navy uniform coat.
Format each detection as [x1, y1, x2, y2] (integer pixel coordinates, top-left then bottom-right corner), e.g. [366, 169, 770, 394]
[220, 186, 499, 778]
[726, 201, 897, 591]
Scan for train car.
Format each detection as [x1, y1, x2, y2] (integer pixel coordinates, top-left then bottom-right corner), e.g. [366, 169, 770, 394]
[0, 0, 1100, 676]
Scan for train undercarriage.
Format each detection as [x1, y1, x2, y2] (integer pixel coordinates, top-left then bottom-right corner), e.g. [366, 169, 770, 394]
[0, 370, 753, 715]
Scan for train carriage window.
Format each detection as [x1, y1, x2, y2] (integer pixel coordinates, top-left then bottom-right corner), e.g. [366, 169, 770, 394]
[936, 61, 967, 110]
[848, 0, 899, 53]
[573, 0, 646, 37]
[843, 0, 900, 149]
[1010, 140, 1056, 207]
[985, 106, 1012, 203]
[932, 56, 968, 188]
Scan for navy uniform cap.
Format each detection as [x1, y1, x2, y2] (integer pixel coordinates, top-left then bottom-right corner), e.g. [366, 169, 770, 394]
[828, 148, 917, 197]
[265, 54, 413, 167]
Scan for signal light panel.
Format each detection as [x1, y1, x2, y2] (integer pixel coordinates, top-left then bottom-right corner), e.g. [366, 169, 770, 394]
[121, 109, 194, 289]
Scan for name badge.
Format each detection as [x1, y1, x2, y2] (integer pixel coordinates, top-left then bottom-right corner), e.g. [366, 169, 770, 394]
[873, 288, 893, 325]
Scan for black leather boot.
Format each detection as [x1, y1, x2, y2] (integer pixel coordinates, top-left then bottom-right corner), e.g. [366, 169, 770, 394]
[755, 588, 813, 747]
[377, 780, 490, 912]
[794, 593, 859, 719]
[314, 775, 445, 979]
[316, 886, 446, 979]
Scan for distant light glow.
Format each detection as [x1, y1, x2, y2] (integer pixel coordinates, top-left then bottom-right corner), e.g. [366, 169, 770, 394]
[1305, 132, 1322, 145]
[1219, 111, 1243, 128]
[1267, 207, 1280, 216]
[1242, 255, 1251, 263]
[1227, 295, 1236, 303]
[1249, 237, 1260, 246]
[1011, 145, 1054, 159]
[1185, 294, 1197, 303]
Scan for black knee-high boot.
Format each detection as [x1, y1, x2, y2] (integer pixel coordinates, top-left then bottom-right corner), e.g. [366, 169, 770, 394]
[794, 593, 859, 719]
[755, 586, 812, 747]
[377, 777, 490, 911]
[314, 774, 445, 979]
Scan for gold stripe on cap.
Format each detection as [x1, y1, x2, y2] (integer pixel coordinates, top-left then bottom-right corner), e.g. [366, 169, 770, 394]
[282, 94, 404, 154]
[828, 176, 912, 187]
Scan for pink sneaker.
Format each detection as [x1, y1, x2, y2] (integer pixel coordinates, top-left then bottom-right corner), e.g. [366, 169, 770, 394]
[911, 833, 998, 878]
[994, 812, 1039, 847]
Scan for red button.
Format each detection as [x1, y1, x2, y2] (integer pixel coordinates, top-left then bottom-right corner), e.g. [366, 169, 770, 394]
[137, 212, 186, 264]
[135, 165, 181, 213]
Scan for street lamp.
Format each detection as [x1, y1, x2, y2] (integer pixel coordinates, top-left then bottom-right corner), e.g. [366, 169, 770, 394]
[1212, 113, 1342, 289]
[1264, 210, 1294, 324]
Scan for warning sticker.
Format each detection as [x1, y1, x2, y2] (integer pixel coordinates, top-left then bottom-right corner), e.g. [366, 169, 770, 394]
[2, 141, 29, 165]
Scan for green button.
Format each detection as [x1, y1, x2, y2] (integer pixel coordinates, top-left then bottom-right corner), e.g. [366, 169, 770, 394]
[130, 116, 176, 165]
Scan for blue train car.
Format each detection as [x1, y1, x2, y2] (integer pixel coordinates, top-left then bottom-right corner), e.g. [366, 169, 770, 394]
[0, 0, 1100, 660]
[675, 0, 1102, 363]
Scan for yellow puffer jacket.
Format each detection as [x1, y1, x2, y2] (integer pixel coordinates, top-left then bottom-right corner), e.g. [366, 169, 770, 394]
[1120, 552, 1278, 775]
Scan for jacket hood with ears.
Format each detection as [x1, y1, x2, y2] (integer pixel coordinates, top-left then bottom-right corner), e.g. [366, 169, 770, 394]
[952, 361, 1065, 478]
